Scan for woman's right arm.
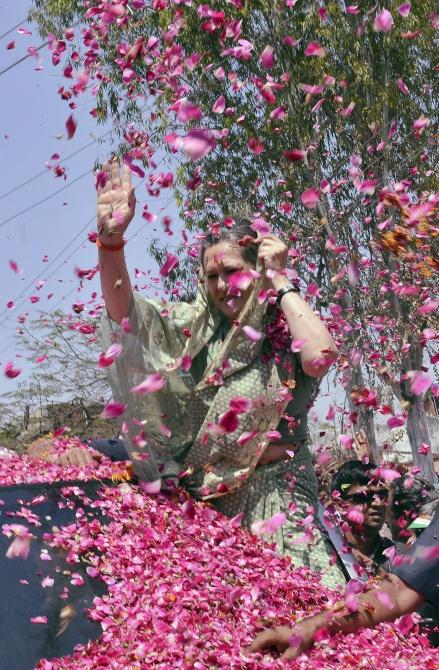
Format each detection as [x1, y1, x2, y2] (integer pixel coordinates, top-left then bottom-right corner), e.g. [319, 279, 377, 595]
[97, 161, 136, 324]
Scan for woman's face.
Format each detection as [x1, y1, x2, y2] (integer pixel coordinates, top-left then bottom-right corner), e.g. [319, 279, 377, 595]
[203, 241, 255, 321]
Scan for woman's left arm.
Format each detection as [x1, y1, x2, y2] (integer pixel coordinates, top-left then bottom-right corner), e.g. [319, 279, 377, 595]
[257, 235, 338, 378]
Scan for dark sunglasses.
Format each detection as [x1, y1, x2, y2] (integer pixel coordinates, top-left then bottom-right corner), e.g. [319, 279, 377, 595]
[343, 488, 389, 506]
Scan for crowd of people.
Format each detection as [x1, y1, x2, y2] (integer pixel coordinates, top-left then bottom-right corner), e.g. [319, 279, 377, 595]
[17, 159, 439, 660]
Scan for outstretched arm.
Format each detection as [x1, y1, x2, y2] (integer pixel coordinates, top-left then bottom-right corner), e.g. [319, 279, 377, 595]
[97, 161, 136, 324]
[249, 572, 424, 660]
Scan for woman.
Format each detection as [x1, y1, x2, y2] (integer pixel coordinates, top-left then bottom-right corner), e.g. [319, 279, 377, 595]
[98, 161, 345, 588]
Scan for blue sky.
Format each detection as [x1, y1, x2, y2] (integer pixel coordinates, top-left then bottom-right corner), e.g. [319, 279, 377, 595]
[0, 2, 183, 397]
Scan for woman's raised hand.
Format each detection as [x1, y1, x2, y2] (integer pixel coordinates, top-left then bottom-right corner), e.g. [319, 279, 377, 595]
[256, 234, 288, 279]
[97, 160, 136, 243]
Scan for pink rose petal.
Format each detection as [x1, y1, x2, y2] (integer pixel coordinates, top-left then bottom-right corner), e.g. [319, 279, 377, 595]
[242, 325, 262, 341]
[65, 114, 77, 139]
[4, 362, 21, 379]
[131, 373, 166, 395]
[182, 129, 216, 161]
[159, 253, 179, 277]
[212, 95, 226, 113]
[374, 9, 394, 32]
[300, 187, 320, 209]
[218, 409, 239, 433]
[229, 397, 252, 413]
[409, 370, 432, 396]
[139, 480, 162, 495]
[30, 616, 48, 625]
[260, 45, 276, 68]
[304, 42, 326, 58]
[397, 3, 411, 18]
[101, 402, 127, 419]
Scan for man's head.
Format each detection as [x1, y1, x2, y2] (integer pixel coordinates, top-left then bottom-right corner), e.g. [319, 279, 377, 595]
[388, 475, 438, 543]
[331, 460, 389, 537]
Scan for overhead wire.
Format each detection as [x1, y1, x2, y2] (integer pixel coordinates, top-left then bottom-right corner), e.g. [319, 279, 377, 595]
[0, 188, 176, 359]
[0, 40, 49, 77]
[0, 19, 81, 78]
[0, 169, 93, 228]
[0, 19, 28, 40]
[0, 149, 173, 326]
[0, 130, 113, 202]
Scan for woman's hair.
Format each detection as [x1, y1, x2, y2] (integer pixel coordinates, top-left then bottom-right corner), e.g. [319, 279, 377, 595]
[199, 218, 258, 269]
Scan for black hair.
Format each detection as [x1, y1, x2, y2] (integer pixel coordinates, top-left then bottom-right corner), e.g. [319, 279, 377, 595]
[331, 460, 378, 498]
[199, 218, 258, 269]
[390, 475, 438, 519]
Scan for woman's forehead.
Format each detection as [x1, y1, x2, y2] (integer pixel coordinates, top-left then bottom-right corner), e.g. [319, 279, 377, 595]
[203, 241, 244, 267]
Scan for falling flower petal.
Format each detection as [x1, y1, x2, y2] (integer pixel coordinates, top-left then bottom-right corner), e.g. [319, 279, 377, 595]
[30, 616, 48, 625]
[283, 149, 306, 162]
[387, 415, 407, 429]
[265, 511, 287, 533]
[304, 42, 326, 58]
[250, 217, 271, 235]
[346, 508, 364, 525]
[228, 271, 254, 291]
[212, 95, 225, 113]
[180, 355, 192, 372]
[65, 114, 77, 139]
[374, 9, 394, 32]
[260, 45, 276, 68]
[237, 430, 259, 446]
[101, 402, 127, 419]
[4, 362, 21, 379]
[139, 479, 162, 495]
[41, 576, 54, 588]
[218, 409, 239, 433]
[229, 397, 252, 413]
[98, 343, 123, 368]
[300, 187, 320, 208]
[242, 325, 262, 341]
[131, 373, 166, 395]
[372, 466, 401, 483]
[6, 533, 32, 560]
[182, 129, 216, 160]
[159, 254, 179, 277]
[291, 339, 308, 352]
[409, 370, 432, 396]
[397, 3, 411, 18]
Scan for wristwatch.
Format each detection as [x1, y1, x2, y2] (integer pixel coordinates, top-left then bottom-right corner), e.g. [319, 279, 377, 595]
[276, 282, 300, 305]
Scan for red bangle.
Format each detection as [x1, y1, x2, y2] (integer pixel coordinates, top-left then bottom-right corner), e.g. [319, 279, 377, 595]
[96, 237, 125, 252]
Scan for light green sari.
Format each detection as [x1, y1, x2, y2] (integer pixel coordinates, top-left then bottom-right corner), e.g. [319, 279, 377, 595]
[100, 281, 345, 588]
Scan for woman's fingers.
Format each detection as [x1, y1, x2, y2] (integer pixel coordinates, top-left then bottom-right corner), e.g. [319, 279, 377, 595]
[110, 160, 122, 189]
[98, 161, 112, 194]
[257, 237, 287, 272]
[122, 163, 132, 191]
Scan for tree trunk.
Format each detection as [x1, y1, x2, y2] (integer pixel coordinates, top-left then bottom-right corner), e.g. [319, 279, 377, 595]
[346, 367, 381, 464]
[406, 396, 437, 484]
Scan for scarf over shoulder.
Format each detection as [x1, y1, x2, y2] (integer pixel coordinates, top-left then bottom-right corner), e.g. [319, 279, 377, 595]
[100, 280, 300, 500]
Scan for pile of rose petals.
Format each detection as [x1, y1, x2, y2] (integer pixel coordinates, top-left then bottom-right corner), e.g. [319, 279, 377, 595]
[0, 445, 437, 669]
[0, 438, 130, 487]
